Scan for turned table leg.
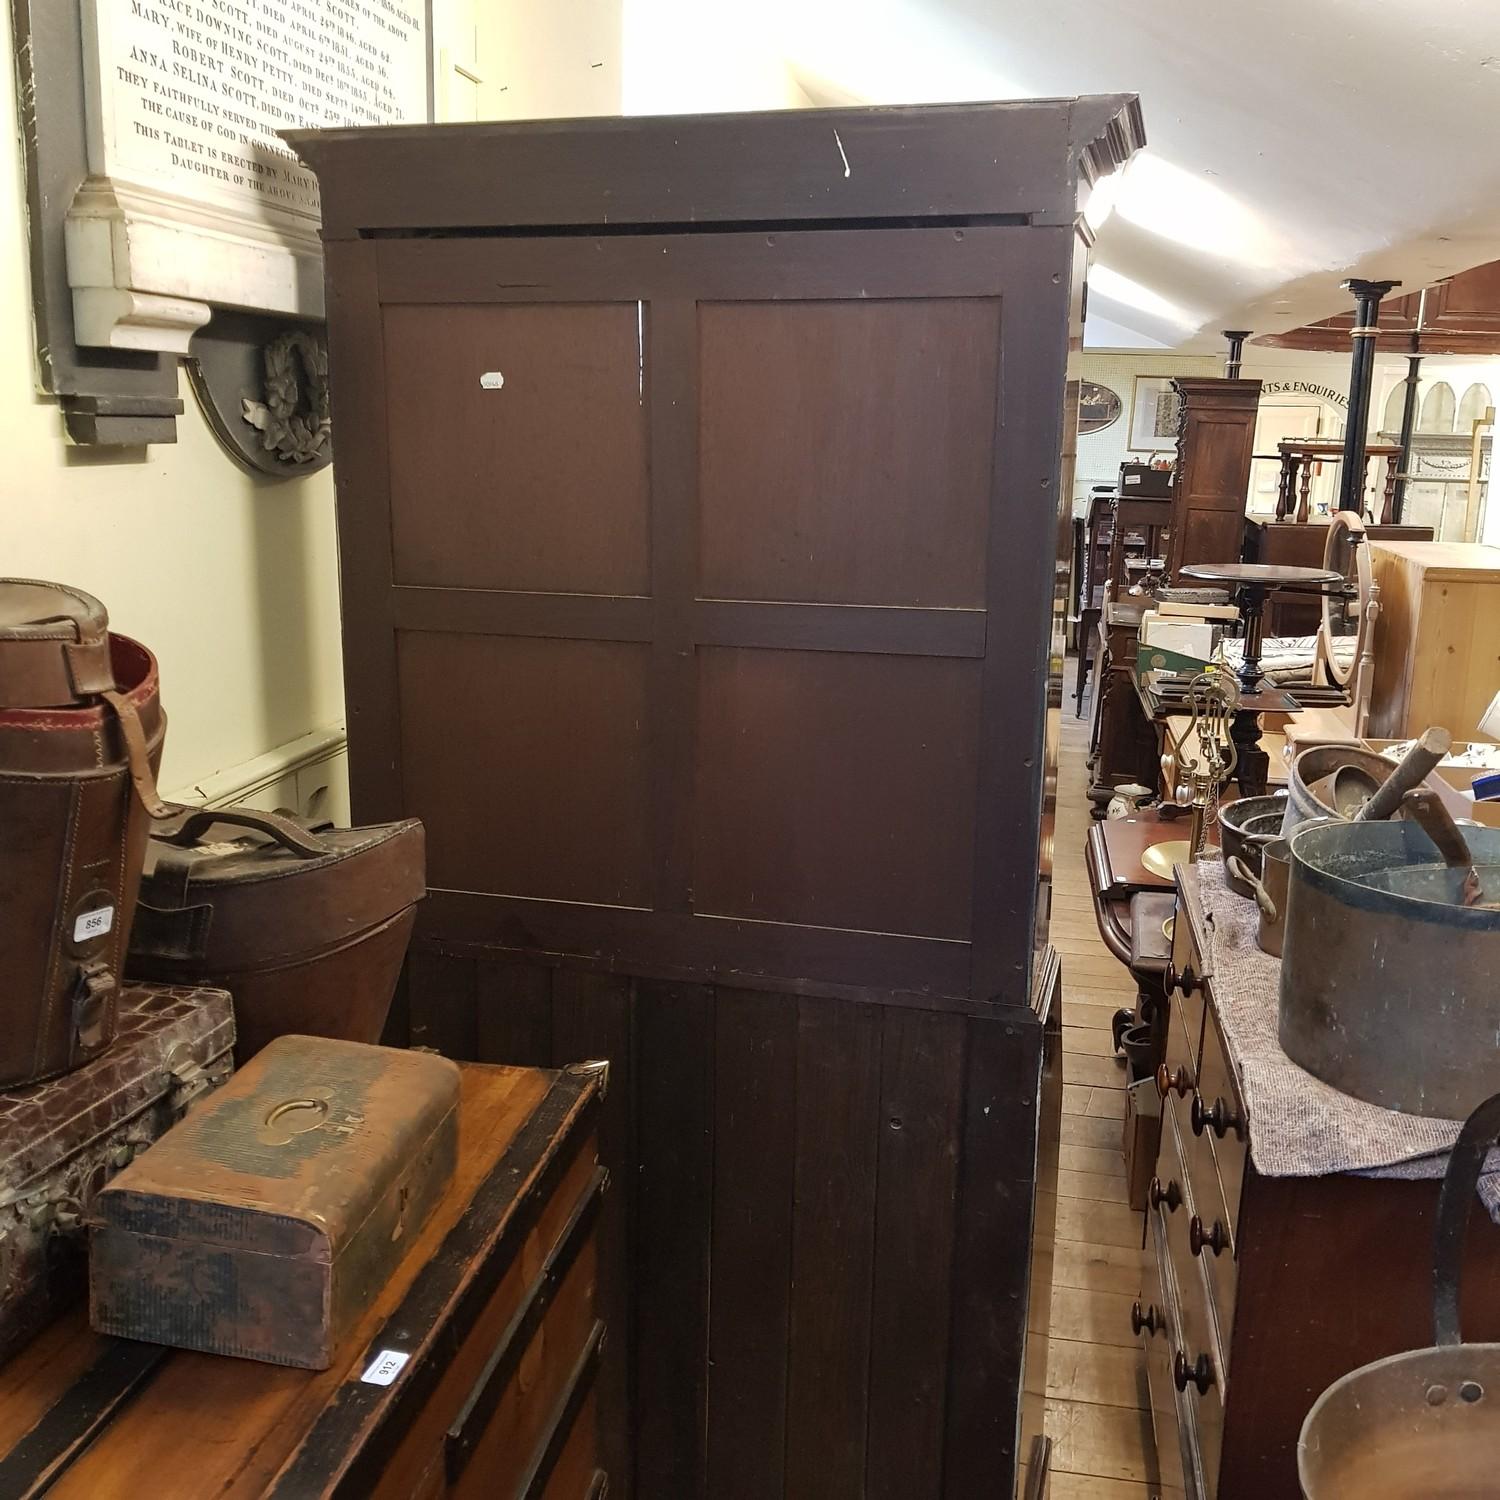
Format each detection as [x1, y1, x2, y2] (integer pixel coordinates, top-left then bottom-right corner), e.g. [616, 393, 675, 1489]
[1380, 453, 1398, 524]
[1231, 710, 1270, 798]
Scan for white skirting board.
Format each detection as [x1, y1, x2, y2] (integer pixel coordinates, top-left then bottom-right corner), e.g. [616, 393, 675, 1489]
[166, 724, 350, 828]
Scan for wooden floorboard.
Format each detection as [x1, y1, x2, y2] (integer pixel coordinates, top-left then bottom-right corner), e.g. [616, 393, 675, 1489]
[1051, 1240, 1142, 1296]
[1059, 1144, 1126, 1178]
[1049, 1474, 1161, 1500]
[1060, 1113, 1126, 1150]
[1042, 654, 1155, 1495]
[1045, 1399, 1160, 1486]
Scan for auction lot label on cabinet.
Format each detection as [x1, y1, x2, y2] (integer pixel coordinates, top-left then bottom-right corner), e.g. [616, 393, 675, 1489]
[83, 0, 428, 222]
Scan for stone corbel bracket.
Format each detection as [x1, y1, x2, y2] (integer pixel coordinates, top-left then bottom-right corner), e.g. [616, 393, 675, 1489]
[64, 177, 324, 356]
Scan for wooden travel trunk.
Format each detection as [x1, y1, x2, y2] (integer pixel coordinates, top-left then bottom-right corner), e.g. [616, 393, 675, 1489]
[0, 982, 234, 1363]
[0, 1062, 608, 1499]
[290, 97, 1143, 1496]
[89, 1036, 459, 1369]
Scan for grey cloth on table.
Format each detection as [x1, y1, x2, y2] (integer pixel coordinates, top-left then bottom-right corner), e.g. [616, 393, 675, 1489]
[1219, 633, 1355, 684]
[1189, 859, 1500, 1219]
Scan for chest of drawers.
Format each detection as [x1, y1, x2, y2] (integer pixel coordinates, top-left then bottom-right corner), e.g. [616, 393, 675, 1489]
[1140, 871, 1500, 1497]
[0, 1061, 608, 1499]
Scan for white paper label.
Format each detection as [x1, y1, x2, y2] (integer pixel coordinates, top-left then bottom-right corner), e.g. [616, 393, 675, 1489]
[360, 1348, 410, 1386]
[479, 371, 505, 389]
[73, 907, 115, 944]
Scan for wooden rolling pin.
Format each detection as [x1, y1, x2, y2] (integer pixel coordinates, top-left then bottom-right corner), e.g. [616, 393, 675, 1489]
[1355, 726, 1452, 822]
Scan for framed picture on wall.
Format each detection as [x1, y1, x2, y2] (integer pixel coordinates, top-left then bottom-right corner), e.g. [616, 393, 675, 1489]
[1129, 376, 1183, 451]
[1078, 380, 1123, 435]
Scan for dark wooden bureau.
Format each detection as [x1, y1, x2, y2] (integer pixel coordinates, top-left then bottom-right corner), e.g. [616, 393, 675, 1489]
[1141, 873, 1500, 1498]
[1164, 379, 1261, 580]
[0, 1062, 606, 1499]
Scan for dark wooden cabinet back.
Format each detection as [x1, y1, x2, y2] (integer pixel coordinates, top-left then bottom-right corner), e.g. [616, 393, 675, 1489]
[297, 99, 1143, 1498]
[1168, 379, 1262, 579]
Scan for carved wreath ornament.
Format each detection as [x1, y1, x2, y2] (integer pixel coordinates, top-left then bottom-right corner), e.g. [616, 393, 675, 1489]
[242, 331, 332, 465]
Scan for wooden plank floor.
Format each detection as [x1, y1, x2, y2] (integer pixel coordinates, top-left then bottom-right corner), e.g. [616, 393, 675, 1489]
[1045, 658, 1159, 1498]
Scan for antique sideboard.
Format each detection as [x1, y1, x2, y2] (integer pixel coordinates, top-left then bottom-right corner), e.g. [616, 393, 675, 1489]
[292, 98, 1144, 1498]
[0, 1063, 607, 1498]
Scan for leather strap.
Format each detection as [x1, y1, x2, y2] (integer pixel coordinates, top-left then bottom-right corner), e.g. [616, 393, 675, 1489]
[130, 900, 216, 962]
[71, 961, 116, 1057]
[0, 581, 112, 708]
[156, 805, 331, 858]
[100, 688, 169, 819]
[0, 637, 113, 709]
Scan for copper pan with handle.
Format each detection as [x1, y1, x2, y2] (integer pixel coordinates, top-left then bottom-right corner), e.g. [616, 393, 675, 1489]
[1299, 1092, 1500, 1498]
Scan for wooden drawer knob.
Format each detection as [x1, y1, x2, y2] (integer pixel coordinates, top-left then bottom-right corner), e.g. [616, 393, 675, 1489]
[1174, 1350, 1215, 1396]
[1191, 1093, 1243, 1140]
[1131, 1301, 1162, 1337]
[1155, 1063, 1194, 1100]
[1189, 1214, 1228, 1258]
[1148, 1176, 1183, 1213]
[1166, 962, 1200, 997]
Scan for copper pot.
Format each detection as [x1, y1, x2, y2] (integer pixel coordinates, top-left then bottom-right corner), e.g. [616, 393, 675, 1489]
[1299, 1093, 1500, 1497]
[1227, 836, 1291, 956]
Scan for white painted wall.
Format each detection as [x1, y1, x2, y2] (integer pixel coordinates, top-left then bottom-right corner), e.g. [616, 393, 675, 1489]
[475, 0, 624, 119]
[622, 0, 810, 114]
[0, 21, 345, 800]
[1073, 352, 1218, 505]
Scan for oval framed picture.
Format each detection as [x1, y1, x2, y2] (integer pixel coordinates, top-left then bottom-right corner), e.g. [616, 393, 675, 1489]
[1078, 380, 1123, 436]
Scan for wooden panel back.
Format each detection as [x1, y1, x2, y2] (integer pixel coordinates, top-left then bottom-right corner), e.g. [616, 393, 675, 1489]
[345, 224, 1066, 1004]
[694, 647, 981, 937]
[383, 303, 649, 595]
[427, 954, 1050, 1500]
[397, 633, 652, 906]
[698, 298, 998, 607]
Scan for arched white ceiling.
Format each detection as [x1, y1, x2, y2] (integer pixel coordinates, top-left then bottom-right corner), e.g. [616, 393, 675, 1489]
[762, 0, 1500, 350]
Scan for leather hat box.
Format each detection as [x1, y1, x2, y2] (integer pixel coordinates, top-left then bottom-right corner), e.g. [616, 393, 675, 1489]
[0, 580, 168, 1089]
[128, 806, 425, 1065]
[0, 982, 234, 1362]
[88, 1035, 459, 1369]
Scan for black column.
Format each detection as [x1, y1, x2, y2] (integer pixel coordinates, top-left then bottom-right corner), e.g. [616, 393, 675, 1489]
[1338, 279, 1399, 512]
[1222, 330, 1251, 379]
[1392, 353, 1423, 523]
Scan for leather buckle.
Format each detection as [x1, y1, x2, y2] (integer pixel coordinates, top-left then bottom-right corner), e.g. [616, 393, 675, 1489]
[72, 961, 116, 1054]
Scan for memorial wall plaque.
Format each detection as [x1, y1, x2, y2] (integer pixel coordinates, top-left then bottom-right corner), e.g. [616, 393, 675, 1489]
[65, 0, 428, 354]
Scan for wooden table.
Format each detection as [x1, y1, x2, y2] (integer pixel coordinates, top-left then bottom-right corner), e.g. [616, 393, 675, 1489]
[1274, 439, 1400, 523]
[0, 1062, 608, 1499]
